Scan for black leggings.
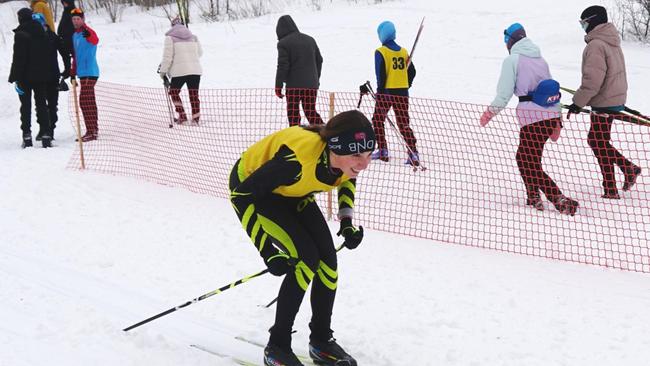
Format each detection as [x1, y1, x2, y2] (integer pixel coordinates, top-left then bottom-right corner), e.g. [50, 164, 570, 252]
[229, 164, 338, 349]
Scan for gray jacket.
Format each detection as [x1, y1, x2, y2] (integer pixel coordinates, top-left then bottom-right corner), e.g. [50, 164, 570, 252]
[274, 15, 323, 89]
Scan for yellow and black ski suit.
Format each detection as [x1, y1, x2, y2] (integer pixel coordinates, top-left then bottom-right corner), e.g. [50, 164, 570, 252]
[229, 126, 357, 349]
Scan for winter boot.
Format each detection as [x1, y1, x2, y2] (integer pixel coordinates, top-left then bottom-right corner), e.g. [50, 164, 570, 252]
[405, 151, 420, 166]
[371, 148, 389, 162]
[76, 132, 98, 142]
[35, 130, 43, 141]
[42, 135, 52, 148]
[601, 189, 620, 200]
[622, 165, 642, 192]
[526, 196, 545, 211]
[264, 343, 304, 366]
[309, 338, 357, 366]
[552, 196, 579, 216]
[22, 136, 33, 148]
[174, 115, 188, 125]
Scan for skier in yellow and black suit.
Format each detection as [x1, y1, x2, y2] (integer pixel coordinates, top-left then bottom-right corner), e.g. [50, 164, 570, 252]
[229, 110, 373, 366]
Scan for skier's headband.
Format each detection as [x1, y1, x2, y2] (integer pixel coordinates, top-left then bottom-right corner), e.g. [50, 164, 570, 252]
[327, 126, 376, 156]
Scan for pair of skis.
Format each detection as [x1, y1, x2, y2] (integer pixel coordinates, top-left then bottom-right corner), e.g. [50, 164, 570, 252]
[191, 335, 317, 366]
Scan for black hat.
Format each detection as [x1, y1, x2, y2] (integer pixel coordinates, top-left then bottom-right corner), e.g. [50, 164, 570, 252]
[580, 5, 608, 33]
[17, 8, 33, 24]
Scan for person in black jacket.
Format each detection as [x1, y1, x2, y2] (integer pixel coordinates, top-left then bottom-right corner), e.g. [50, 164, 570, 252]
[57, 0, 75, 81]
[8, 8, 52, 148]
[33, 12, 61, 141]
[274, 15, 324, 127]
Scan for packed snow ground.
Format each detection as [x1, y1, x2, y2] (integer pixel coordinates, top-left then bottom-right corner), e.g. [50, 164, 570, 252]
[1, 0, 650, 365]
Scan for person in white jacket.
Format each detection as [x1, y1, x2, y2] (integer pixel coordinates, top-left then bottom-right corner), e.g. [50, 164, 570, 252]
[159, 17, 202, 124]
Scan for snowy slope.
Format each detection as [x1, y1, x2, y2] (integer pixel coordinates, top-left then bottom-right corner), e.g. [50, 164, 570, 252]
[2, 0, 650, 365]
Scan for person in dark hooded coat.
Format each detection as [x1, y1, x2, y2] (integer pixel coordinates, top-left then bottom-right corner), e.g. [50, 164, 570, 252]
[32, 12, 61, 141]
[274, 15, 324, 126]
[8, 8, 52, 148]
[57, 0, 76, 80]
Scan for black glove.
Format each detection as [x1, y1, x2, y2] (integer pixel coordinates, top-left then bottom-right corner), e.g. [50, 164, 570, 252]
[265, 252, 296, 276]
[60, 69, 70, 79]
[566, 103, 582, 119]
[337, 217, 364, 249]
[82, 27, 90, 38]
[58, 78, 69, 92]
[359, 83, 369, 95]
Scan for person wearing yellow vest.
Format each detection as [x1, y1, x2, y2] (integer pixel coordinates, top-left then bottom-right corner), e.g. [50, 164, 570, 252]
[30, 0, 55, 32]
[370, 20, 419, 166]
[229, 110, 372, 366]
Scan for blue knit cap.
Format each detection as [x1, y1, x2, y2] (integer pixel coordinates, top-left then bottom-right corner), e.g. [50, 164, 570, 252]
[503, 22, 526, 50]
[32, 13, 46, 27]
[377, 21, 396, 43]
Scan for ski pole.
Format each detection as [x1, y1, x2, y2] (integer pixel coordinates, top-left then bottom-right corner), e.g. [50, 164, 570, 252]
[624, 106, 650, 122]
[163, 78, 174, 128]
[264, 244, 346, 308]
[407, 17, 425, 68]
[357, 84, 370, 108]
[123, 268, 269, 332]
[561, 104, 650, 127]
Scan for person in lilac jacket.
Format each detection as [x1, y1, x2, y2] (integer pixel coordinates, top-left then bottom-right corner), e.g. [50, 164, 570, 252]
[480, 23, 578, 216]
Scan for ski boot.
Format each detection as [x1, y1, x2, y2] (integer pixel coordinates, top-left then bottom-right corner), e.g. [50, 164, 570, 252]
[174, 115, 188, 125]
[552, 196, 579, 216]
[309, 338, 357, 366]
[264, 343, 304, 366]
[405, 151, 420, 166]
[622, 165, 641, 192]
[76, 132, 97, 142]
[526, 196, 544, 211]
[371, 148, 389, 162]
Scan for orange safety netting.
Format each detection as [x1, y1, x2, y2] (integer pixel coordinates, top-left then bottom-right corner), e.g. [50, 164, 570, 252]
[67, 81, 650, 273]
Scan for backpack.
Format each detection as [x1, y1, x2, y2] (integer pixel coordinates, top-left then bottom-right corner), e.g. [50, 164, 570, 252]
[519, 79, 561, 107]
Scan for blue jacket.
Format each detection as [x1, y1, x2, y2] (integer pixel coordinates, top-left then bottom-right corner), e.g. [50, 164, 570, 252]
[72, 26, 99, 78]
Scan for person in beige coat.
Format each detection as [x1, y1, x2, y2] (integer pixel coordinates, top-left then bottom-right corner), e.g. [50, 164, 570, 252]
[159, 17, 203, 125]
[567, 5, 641, 199]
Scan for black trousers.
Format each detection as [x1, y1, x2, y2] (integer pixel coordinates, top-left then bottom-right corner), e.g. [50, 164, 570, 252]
[229, 164, 338, 350]
[516, 118, 563, 201]
[18, 81, 51, 137]
[46, 81, 59, 132]
[371, 93, 417, 152]
[285, 88, 323, 126]
[588, 112, 635, 192]
[169, 75, 201, 121]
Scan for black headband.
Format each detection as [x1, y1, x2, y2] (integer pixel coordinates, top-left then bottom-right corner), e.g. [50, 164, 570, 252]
[327, 125, 376, 155]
